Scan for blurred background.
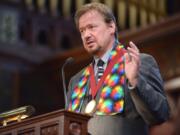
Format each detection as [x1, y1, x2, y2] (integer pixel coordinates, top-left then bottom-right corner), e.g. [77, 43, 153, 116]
[0, 0, 179, 134]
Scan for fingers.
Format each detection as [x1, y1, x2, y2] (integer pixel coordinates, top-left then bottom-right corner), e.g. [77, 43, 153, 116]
[127, 42, 139, 54]
[129, 41, 139, 53]
[124, 53, 131, 63]
[126, 41, 140, 65]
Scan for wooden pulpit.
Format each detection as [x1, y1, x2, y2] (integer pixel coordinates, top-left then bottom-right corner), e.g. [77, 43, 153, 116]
[0, 109, 91, 135]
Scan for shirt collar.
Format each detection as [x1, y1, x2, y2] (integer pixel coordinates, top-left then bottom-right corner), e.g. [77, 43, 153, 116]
[93, 40, 119, 65]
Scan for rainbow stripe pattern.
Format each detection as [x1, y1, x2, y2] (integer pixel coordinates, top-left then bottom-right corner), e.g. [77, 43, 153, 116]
[68, 45, 125, 115]
[96, 56, 125, 115]
[68, 67, 90, 112]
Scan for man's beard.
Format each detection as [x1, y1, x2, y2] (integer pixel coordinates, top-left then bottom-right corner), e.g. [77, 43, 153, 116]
[87, 45, 102, 56]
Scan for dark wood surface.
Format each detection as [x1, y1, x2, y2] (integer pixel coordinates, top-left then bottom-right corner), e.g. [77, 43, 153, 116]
[0, 109, 91, 135]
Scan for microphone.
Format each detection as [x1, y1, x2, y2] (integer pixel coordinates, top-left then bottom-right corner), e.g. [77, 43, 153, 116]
[0, 105, 35, 126]
[61, 57, 74, 109]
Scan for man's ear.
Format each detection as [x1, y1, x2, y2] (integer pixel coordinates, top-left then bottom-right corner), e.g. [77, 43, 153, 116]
[109, 21, 116, 35]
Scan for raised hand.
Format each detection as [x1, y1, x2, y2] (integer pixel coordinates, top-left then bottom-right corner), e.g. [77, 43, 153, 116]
[124, 41, 141, 87]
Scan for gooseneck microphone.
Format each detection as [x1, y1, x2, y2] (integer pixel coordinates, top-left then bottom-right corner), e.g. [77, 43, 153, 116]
[61, 57, 74, 109]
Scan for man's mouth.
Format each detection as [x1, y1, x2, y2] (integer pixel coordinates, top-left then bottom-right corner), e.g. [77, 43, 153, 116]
[86, 41, 95, 46]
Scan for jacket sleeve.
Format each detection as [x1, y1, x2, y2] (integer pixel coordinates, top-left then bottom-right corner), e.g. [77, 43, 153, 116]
[130, 54, 170, 125]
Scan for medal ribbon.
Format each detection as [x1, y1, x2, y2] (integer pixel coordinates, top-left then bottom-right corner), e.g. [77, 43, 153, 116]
[90, 48, 125, 98]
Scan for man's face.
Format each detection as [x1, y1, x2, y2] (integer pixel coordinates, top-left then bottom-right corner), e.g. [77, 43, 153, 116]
[78, 10, 115, 57]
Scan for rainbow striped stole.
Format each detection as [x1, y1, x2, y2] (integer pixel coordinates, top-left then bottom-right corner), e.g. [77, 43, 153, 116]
[68, 45, 125, 115]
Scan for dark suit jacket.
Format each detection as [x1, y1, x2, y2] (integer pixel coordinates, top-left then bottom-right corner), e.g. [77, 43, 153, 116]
[67, 53, 169, 135]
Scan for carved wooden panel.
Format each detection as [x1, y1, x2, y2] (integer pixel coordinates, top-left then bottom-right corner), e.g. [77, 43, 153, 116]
[18, 127, 35, 135]
[41, 122, 59, 135]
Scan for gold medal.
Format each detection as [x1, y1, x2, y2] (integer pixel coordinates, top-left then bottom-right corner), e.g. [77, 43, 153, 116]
[85, 99, 96, 114]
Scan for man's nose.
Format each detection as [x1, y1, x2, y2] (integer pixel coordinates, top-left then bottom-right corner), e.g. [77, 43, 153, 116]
[83, 30, 91, 38]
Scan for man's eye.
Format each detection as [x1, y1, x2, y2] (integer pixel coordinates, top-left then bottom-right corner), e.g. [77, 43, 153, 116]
[89, 26, 94, 29]
[89, 25, 96, 29]
[90, 25, 95, 29]
[80, 29, 84, 33]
